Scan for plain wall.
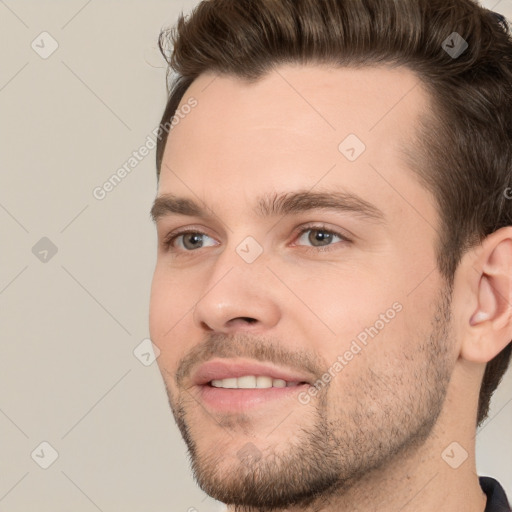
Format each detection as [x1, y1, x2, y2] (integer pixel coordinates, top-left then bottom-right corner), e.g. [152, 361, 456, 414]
[0, 1, 510, 510]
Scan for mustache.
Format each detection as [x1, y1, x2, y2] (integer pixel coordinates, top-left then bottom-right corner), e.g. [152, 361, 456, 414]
[175, 332, 326, 388]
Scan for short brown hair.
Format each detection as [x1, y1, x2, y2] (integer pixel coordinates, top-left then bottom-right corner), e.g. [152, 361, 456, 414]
[156, 0, 512, 427]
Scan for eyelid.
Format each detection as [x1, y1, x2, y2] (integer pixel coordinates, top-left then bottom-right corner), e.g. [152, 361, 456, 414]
[291, 222, 352, 243]
[161, 222, 352, 253]
[162, 225, 218, 249]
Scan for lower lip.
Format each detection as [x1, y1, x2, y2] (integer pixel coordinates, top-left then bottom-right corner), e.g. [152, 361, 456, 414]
[197, 383, 310, 412]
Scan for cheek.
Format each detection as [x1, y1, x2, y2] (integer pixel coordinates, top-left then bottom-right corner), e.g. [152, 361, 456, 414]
[277, 262, 425, 387]
[150, 264, 201, 323]
[276, 258, 404, 339]
[318, 310, 417, 412]
[149, 264, 203, 363]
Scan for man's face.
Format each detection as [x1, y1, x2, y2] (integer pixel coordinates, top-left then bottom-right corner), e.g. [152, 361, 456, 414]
[149, 65, 458, 508]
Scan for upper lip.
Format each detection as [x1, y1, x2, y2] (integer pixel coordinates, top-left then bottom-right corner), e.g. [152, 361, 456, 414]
[192, 359, 313, 386]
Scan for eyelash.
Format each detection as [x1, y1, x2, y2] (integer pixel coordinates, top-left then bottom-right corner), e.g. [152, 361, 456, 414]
[161, 224, 351, 255]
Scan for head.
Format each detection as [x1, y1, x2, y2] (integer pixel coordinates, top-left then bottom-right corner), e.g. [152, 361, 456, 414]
[149, 0, 512, 508]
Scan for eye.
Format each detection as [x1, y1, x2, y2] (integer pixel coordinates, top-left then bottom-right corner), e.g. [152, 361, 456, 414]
[164, 230, 218, 251]
[161, 224, 350, 255]
[294, 225, 348, 249]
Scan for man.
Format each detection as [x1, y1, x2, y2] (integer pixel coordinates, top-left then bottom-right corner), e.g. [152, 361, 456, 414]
[149, 0, 512, 510]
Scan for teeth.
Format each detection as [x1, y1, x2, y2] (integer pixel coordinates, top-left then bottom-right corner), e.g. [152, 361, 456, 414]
[210, 376, 301, 389]
[256, 376, 272, 388]
[238, 376, 256, 388]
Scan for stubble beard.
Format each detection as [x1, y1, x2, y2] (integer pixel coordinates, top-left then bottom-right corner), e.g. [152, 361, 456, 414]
[165, 288, 454, 511]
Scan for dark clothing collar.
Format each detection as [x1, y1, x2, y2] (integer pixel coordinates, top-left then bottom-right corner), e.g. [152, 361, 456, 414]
[480, 476, 511, 512]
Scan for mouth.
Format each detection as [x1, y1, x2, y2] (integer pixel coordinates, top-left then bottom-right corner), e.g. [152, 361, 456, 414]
[210, 375, 307, 389]
[199, 380, 311, 412]
[192, 359, 313, 412]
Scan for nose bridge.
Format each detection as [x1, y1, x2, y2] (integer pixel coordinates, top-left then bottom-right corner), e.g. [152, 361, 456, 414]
[192, 235, 280, 331]
[209, 230, 268, 286]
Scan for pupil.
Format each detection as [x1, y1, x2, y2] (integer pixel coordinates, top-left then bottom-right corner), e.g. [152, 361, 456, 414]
[184, 233, 203, 250]
[309, 229, 332, 246]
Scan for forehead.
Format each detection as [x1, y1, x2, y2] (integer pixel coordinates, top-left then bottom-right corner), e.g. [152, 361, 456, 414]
[158, 64, 435, 230]
[166, 64, 426, 149]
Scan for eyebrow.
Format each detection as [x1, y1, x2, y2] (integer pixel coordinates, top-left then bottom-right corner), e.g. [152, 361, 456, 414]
[150, 190, 385, 224]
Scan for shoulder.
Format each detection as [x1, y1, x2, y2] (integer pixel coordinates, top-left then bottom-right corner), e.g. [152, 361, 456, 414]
[479, 476, 512, 512]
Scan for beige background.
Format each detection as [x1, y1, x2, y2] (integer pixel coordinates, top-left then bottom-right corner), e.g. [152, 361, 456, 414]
[0, 1, 511, 510]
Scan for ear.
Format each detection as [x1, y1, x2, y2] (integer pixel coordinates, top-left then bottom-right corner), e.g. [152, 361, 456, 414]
[457, 226, 512, 363]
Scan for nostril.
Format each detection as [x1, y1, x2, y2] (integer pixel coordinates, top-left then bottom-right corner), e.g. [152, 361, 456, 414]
[224, 317, 259, 329]
[239, 317, 257, 324]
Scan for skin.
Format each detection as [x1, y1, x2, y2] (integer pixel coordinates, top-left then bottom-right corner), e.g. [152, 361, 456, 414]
[149, 65, 512, 512]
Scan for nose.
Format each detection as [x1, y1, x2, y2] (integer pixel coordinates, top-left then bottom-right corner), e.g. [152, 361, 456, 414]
[192, 250, 281, 334]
